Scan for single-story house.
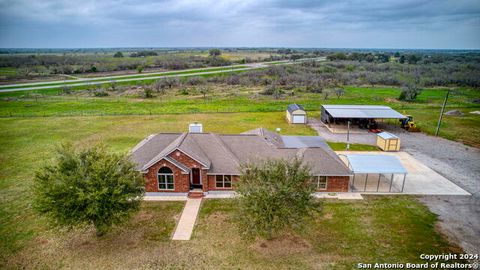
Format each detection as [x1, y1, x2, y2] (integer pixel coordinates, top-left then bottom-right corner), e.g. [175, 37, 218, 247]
[286, 104, 307, 124]
[130, 127, 352, 196]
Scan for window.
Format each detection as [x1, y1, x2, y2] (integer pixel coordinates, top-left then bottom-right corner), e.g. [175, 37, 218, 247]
[215, 175, 232, 188]
[312, 176, 328, 190]
[158, 167, 174, 190]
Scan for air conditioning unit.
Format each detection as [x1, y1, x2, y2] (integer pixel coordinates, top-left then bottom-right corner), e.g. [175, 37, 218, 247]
[189, 123, 203, 133]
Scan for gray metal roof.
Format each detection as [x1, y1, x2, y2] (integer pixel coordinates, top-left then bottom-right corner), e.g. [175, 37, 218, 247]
[377, 132, 399, 140]
[287, 103, 305, 113]
[281, 136, 329, 149]
[130, 128, 353, 176]
[343, 154, 408, 174]
[322, 105, 406, 119]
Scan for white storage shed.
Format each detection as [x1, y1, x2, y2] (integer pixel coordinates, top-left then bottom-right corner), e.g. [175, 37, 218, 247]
[286, 104, 307, 124]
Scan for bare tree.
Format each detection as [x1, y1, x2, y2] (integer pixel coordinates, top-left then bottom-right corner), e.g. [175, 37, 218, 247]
[334, 88, 345, 99]
[199, 87, 210, 102]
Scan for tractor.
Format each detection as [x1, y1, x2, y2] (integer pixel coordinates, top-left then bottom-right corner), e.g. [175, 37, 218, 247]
[400, 115, 420, 132]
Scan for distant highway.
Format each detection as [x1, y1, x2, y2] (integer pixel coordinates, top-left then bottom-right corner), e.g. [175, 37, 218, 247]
[0, 57, 325, 93]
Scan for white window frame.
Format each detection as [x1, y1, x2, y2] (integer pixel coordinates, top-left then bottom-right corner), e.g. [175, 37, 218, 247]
[215, 175, 233, 189]
[158, 168, 175, 190]
[313, 176, 328, 190]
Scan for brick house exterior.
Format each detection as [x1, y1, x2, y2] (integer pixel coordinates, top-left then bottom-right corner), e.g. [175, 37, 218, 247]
[131, 128, 353, 194]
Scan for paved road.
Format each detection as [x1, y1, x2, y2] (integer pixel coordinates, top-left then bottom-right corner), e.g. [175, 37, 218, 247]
[0, 57, 325, 92]
[0, 67, 256, 92]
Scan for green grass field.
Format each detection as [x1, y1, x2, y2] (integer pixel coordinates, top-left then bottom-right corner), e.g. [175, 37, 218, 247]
[1, 86, 479, 145]
[2, 197, 464, 269]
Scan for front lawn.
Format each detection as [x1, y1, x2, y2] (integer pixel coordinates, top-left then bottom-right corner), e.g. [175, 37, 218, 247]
[3, 197, 464, 269]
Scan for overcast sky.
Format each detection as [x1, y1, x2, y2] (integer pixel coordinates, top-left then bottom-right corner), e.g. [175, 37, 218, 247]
[0, 0, 479, 49]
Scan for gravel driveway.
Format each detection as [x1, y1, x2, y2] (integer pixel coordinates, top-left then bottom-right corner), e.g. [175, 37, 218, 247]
[309, 119, 480, 255]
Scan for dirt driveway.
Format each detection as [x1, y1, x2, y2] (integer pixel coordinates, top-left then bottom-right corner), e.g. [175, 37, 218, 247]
[310, 119, 480, 256]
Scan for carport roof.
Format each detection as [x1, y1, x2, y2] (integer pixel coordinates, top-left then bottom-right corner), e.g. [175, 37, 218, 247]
[322, 105, 406, 119]
[343, 154, 408, 174]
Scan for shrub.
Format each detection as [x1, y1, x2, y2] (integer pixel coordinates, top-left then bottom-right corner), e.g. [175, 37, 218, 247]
[234, 158, 320, 240]
[143, 88, 154, 98]
[33, 144, 144, 236]
[93, 90, 109, 97]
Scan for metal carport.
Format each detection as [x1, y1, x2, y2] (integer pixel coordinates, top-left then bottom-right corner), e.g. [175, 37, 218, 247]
[341, 154, 408, 193]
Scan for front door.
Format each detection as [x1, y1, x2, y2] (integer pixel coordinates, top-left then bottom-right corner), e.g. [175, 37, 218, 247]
[191, 168, 201, 188]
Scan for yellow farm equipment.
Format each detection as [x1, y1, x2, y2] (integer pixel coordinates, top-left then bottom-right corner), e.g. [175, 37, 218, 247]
[400, 115, 420, 132]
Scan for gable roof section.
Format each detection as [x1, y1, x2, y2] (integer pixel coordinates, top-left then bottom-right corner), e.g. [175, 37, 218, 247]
[287, 103, 305, 113]
[163, 156, 191, 173]
[301, 148, 352, 176]
[192, 133, 240, 174]
[130, 133, 183, 170]
[141, 133, 211, 171]
[178, 134, 211, 168]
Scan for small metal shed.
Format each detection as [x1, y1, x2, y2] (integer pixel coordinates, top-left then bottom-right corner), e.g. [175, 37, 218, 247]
[286, 104, 307, 124]
[376, 132, 400, 151]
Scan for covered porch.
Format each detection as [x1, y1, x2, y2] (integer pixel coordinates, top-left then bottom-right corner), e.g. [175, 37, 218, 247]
[340, 154, 408, 193]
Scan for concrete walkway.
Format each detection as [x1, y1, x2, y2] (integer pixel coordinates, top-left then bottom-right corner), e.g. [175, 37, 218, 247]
[314, 192, 364, 200]
[172, 198, 202, 241]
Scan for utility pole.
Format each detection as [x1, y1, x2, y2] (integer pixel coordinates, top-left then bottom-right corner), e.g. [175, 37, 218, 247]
[346, 120, 351, 151]
[435, 89, 450, 137]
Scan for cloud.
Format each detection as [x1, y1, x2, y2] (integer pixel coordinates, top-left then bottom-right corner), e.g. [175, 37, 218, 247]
[0, 0, 479, 48]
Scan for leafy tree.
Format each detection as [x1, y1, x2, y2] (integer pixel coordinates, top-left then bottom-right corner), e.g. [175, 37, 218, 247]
[234, 158, 319, 240]
[377, 53, 390, 63]
[113, 52, 124, 58]
[209, 49, 222, 57]
[365, 54, 375, 62]
[136, 65, 144, 73]
[399, 83, 422, 101]
[289, 54, 302, 61]
[407, 54, 421, 64]
[33, 144, 144, 236]
[399, 55, 406, 64]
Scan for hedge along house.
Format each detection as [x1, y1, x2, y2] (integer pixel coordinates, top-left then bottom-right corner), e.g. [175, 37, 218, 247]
[130, 126, 352, 197]
[286, 104, 307, 124]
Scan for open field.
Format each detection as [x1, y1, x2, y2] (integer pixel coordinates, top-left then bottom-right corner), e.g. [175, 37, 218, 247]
[1, 86, 479, 146]
[2, 197, 466, 269]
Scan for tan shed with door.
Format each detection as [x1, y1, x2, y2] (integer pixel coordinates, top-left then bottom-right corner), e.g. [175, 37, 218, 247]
[286, 104, 307, 124]
[376, 132, 400, 151]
